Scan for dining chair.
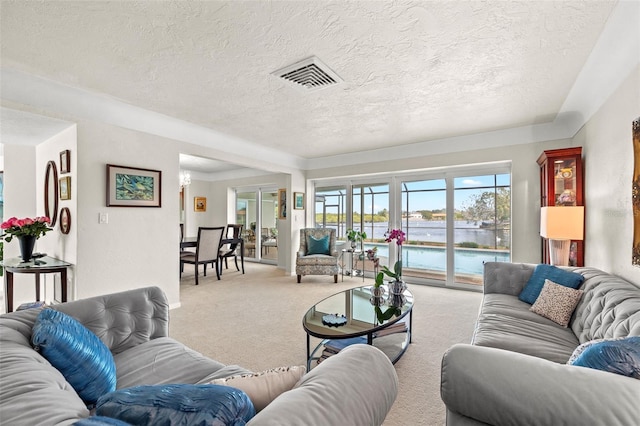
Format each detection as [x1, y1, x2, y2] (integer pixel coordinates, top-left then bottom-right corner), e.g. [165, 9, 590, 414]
[180, 226, 225, 285]
[180, 223, 193, 255]
[219, 224, 244, 274]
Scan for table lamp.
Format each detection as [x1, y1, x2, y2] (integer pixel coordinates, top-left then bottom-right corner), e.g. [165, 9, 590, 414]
[540, 206, 584, 266]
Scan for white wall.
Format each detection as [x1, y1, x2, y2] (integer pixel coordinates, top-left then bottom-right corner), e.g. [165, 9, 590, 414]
[1, 145, 37, 310]
[74, 120, 181, 307]
[183, 179, 219, 238]
[575, 64, 640, 283]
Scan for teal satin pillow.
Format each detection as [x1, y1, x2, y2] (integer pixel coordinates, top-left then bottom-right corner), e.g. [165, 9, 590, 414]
[32, 309, 116, 404]
[96, 384, 255, 426]
[569, 336, 640, 379]
[307, 235, 330, 255]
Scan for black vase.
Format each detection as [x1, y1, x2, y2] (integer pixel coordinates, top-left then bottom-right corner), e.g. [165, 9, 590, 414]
[18, 235, 36, 261]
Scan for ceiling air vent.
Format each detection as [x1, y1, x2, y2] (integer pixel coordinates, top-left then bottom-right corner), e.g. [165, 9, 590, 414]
[273, 56, 343, 92]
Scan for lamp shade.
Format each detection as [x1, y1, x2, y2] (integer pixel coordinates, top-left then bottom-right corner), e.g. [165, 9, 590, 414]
[540, 206, 584, 240]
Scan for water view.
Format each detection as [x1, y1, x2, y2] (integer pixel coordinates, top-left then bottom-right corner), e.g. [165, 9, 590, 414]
[362, 243, 509, 275]
[332, 220, 510, 249]
[332, 220, 510, 276]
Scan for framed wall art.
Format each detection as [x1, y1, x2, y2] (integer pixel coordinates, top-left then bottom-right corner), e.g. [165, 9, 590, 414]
[59, 207, 71, 234]
[278, 188, 286, 219]
[106, 164, 162, 207]
[194, 196, 207, 212]
[59, 176, 71, 201]
[44, 160, 59, 226]
[294, 192, 304, 210]
[59, 150, 71, 174]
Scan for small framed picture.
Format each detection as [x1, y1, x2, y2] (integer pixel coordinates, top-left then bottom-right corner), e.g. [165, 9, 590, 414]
[278, 188, 286, 219]
[294, 192, 304, 210]
[106, 164, 162, 207]
[59, 176, 71, 200]
[194, 196, 207, 212]
[59, 150, 71, 174]
[59, 207, 71, 234]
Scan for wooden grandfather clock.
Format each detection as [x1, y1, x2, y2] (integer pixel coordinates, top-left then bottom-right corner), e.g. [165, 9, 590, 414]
[537, 147, 584, 266]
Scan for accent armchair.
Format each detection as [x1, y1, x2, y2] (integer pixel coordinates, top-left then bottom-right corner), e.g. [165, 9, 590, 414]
[296, 228, 339, 283]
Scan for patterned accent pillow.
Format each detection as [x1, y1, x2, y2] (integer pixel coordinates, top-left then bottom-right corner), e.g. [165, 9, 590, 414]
[209, 365, 306, 412]
[530, 279, 583, 327]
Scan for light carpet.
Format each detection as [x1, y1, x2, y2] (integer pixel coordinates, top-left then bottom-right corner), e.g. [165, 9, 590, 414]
[171, 262, 482, 426]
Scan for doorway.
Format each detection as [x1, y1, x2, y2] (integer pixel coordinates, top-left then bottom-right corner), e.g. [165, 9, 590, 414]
[236, 188, 279, 264]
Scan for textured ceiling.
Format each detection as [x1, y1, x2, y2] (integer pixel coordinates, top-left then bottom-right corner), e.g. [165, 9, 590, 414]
[0, 0, 618, 163]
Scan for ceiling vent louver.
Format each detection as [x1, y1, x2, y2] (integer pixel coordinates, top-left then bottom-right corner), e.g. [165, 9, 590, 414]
[273, 56, 343, 92]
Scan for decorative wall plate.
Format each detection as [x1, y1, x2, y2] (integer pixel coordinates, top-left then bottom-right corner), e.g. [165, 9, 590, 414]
[60, 207, 71, 234]
[561, 168, 573, 178]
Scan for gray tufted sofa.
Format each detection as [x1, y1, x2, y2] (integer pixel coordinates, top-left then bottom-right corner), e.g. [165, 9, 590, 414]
[441, 262, 640, 426]
[0, 286, 398, 425]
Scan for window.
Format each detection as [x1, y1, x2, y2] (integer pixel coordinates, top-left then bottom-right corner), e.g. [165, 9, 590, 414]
[314, 186, 347, 238]
[400, 179, 447, 283]
[453, 174, 511, 285]
[312, 164, 511, 289]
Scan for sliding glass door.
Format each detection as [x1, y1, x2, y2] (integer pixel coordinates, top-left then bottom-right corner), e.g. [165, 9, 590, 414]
[260, 190, 279, 263]
[400, 179, 448, 284]
[453, 174, 510, 285]
[236, 187, 279, 264]
[399, 173, 510, 287]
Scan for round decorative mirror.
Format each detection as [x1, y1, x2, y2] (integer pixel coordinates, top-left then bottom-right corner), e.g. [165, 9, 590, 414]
[44, 160, 59, 226]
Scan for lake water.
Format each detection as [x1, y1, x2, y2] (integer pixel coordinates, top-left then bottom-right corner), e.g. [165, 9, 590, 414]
[362, 243, 509, 275]
[329, 220, 510, 275]
[330, 220, 510, 248]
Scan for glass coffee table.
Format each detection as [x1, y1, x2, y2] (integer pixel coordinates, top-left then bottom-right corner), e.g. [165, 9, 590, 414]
[302, 285, 413, 369]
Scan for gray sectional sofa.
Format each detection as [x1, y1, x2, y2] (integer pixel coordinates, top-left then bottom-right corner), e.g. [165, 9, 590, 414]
[441, 262, 640, 426]
[0, 286, 398, 425]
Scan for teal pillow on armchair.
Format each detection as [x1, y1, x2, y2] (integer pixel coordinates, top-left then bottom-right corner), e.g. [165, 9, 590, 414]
[307, 235, 330, 255]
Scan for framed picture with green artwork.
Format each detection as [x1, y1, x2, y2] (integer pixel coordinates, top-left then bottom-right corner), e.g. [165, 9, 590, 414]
[294, 192, 304, 210]
[106, 164, 162, 207]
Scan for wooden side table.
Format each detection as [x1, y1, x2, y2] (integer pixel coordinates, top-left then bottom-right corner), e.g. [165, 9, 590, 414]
[1, 256, 71, 313]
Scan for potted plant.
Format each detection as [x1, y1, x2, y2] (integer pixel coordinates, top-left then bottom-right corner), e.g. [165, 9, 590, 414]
[346, 228, 367, 250]
[381, 228, 407, 295]
[372, 271, 386, 297]
[1, 216, 52, 261]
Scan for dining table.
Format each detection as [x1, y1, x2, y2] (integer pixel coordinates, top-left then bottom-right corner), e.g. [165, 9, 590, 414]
[180, 236, 245, 274]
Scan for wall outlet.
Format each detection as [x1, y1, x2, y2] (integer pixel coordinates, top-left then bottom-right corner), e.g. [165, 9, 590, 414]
[99, 213, 108, 224]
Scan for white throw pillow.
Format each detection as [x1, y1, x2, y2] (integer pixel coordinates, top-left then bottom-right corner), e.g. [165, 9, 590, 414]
[209, 365, 306, 411]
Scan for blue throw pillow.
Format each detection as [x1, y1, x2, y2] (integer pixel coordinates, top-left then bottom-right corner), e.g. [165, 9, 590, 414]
[32, 309, 117, 404]
[74, 416, 132, 425]
[307, 235, 330, 255]
[96, 384, 256, 426]
[519, 264, 584, 304]
[569, 336, 640, 379]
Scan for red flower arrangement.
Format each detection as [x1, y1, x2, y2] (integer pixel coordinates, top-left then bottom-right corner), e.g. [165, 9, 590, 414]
[1, 217, 53, 242]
